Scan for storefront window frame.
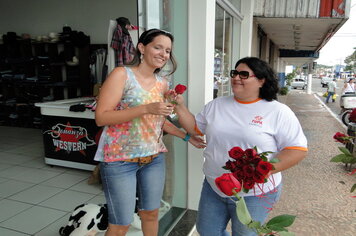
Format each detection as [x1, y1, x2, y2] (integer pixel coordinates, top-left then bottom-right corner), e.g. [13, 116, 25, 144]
[217, 0, 244, 21]
[215, 2, 242, 98]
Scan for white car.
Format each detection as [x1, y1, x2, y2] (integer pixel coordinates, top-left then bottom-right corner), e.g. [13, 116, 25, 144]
[291, 78, 307, 90]
[321, 77, 334, 87]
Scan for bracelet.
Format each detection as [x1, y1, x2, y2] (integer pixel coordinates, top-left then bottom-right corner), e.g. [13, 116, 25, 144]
[182, 133, 191, 142]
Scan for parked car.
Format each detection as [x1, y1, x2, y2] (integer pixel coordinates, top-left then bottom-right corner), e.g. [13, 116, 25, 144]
[321, 77, 334, 87]
[291, 78, 307, 90]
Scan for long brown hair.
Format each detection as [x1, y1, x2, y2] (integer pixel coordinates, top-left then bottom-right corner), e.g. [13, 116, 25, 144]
[129, 29, 177, 75]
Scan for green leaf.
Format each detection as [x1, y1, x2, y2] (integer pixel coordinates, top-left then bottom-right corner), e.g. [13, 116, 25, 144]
[260, 151, 274, 156]
[343, 156, 356, 164]
[269, 158, 280, 163]
[279, 231, 295, 236]
[247, 221, 261, 229]
[266, 214, 296, 228]
[330, 154, 347, 163]
[236, 197, 252, 225]
[339, 147, 351, 155]
[242, 188, 249, 193]
[268, 225, 287, 232]
[351, 184, 356, 193]
[259, 227, 273, 234]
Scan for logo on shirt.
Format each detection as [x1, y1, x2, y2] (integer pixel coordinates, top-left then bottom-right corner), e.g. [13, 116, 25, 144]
[249, 116, 263, 127]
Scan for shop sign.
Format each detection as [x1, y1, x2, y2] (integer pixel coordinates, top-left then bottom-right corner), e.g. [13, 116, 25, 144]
[44, 122, 96, 156]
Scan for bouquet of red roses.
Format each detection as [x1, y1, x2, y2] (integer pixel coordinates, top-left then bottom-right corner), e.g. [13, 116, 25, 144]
[215, 146, 296, 235]
[223, 146, 274, 193]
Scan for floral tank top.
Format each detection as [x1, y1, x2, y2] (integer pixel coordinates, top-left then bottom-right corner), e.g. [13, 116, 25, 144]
[94, 67, 168, 162]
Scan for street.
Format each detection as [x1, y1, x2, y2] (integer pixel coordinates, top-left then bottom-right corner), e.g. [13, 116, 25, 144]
[292, 77, 346, 120]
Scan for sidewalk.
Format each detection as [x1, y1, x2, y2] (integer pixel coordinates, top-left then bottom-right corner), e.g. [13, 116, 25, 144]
[192, 91, 356, 236]
[268, 91, 355, 236]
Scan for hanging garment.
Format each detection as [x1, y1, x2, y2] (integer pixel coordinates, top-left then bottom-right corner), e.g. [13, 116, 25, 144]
[110, 24, 135, 67]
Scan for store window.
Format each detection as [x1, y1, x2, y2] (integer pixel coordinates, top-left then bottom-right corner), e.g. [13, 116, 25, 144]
[227, 0, 241, 11]
[214, 4, 233, 98]
[138, 0, 171, 32]
[138, 0, 187, 230]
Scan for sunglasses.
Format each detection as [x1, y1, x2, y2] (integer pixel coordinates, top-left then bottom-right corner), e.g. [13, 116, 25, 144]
[230, 70, 256, 79]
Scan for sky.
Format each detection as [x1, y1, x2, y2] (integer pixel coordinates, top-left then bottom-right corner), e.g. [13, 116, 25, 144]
[316, 0, 356, 66]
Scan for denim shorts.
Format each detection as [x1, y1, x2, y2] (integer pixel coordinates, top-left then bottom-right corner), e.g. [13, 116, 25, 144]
[196, 178, 282, 236]
[100, 153, 166, 226]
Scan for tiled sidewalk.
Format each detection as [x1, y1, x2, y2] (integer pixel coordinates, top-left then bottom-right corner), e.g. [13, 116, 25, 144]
[268, 91, 355, 235]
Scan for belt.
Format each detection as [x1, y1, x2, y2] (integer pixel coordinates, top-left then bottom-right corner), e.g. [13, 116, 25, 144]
[122, 154, 159, 166]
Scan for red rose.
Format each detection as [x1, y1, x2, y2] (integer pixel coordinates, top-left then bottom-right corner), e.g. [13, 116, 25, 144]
[333, 132, 351, 144]
[250, 157, 261, 166]
[234, 158, 246, 166]
[233, 169, 244, 181]
[349, 108, 356, 123]
[228, 147, 245, 159]
[256, 161, 273, 175]
[174, 84, 187, 94]
[225, 160, 238, 171]
[215, 173, 242, 196]
[243, 179, 255, 189]
[242, 165, 255, 177]
[253, 171, 266, 183]
[245, 148, 258, 158]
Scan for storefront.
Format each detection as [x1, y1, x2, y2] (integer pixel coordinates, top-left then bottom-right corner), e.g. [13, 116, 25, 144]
[0, 0, 251, 234]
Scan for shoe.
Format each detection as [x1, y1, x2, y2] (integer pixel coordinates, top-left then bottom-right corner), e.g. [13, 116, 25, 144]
[131, 214, 141, 230]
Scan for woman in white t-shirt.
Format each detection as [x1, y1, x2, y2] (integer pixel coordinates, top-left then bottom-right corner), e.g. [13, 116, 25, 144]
[175, 57, 308, 236]
[342, 77, 355, 95]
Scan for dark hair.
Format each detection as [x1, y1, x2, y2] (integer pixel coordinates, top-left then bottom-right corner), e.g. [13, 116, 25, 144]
[234, 57, 279, 101]
[130, 28, 177, 75]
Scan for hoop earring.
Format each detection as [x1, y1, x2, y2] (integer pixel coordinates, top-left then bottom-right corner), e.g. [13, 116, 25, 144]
[140, 54, 144, 63]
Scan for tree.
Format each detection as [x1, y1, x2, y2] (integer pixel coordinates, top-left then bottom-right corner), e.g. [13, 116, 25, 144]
[344, 47, 356, 74]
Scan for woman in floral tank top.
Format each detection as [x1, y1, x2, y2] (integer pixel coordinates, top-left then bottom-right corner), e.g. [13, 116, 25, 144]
[95, 29, 205, 236]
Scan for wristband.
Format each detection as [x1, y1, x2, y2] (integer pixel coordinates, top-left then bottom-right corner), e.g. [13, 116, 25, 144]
[182, 133, 191, 142]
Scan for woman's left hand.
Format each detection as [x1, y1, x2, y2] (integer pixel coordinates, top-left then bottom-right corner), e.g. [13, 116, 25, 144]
[189, 135, 206, 149]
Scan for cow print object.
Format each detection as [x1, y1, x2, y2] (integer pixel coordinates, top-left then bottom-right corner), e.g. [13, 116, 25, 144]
[59, 203, 108, 236]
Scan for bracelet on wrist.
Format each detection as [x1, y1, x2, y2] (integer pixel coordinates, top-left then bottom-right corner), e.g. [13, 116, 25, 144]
[182, 133, 191, 142]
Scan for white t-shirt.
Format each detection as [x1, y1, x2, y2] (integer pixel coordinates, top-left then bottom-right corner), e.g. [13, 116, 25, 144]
[195, 96, 308, 197]
[343, 82, 355, 94]
[327, 81, 337, 92]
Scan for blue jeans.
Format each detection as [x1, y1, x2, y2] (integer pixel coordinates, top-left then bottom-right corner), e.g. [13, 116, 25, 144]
[100, 153, 166, 225]
[196, 179, 282, 236]
[326, 91, 335, 103]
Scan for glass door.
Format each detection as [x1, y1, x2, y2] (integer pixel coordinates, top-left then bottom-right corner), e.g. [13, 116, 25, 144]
[137, 1, 188, 233]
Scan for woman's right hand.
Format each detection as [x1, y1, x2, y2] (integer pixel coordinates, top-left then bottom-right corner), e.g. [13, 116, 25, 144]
[145, 102, 174, 116]
[175, 94, 185, 106]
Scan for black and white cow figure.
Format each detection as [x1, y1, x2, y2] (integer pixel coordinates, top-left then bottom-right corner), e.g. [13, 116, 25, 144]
[59, 203, 108, 236]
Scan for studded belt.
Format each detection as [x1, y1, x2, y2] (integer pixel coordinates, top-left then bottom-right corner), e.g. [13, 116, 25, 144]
[122, 154, 159, 166]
